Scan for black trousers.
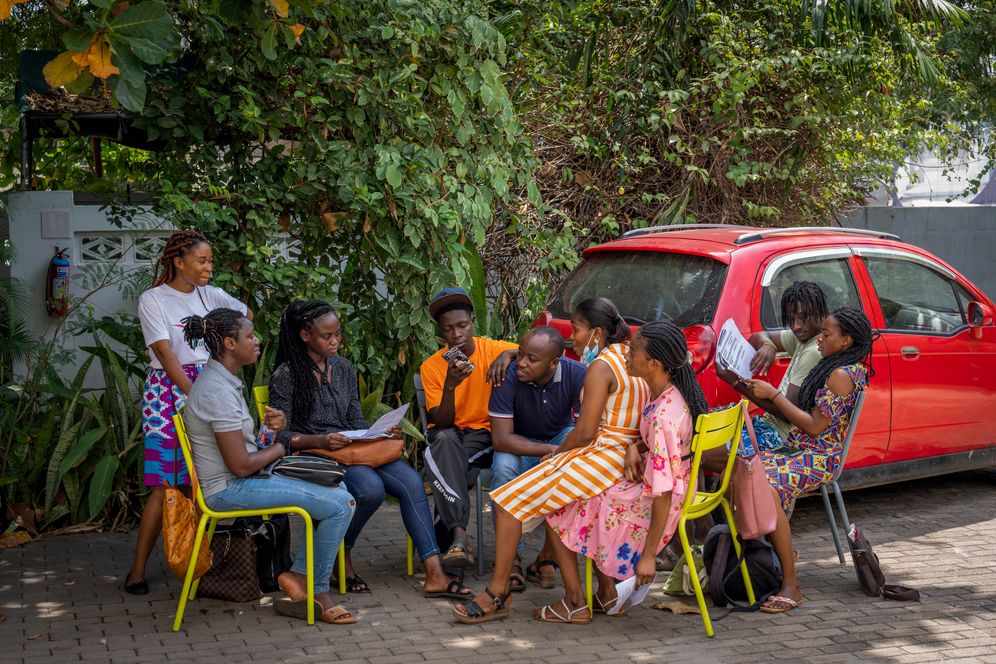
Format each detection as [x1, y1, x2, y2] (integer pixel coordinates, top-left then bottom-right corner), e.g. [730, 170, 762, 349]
[424, 427, 492, 549]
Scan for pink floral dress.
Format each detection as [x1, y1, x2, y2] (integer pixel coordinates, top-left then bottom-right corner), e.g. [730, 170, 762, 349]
[545, 386, 693, 580]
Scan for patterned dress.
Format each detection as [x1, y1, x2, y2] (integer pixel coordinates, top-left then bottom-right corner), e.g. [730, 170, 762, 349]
[490, 343, 649, 532]
[546, 386, 693, 580]
[142, 364, 202, 486]
[762, 363, 869, 510]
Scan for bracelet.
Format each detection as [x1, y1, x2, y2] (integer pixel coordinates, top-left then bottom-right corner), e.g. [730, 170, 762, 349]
[771, 389, 783, 400]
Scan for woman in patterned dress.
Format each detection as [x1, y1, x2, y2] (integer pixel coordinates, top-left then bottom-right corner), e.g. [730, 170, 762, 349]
[453, 297, 649, 624]
[125, 231, 251, 595]
[540, 321, 711, 622]
[741, 306, 875, 613]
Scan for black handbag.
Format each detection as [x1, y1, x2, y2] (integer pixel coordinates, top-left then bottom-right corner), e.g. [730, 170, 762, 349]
[197, 527, 263, 603]
[269, 454, 345, 487]
[847, 523, 920, 601]
[233, 515, 293, 593]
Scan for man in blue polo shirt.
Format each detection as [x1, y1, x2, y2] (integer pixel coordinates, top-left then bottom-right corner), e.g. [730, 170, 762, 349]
[488, 326, 586, 592]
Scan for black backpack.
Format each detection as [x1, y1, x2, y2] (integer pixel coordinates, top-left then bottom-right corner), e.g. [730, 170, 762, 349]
[233, 515, 293, 593]
[702, 524, 782, 609]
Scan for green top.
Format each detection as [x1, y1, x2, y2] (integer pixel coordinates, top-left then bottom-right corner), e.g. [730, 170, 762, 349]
[761, 329, 821, 441]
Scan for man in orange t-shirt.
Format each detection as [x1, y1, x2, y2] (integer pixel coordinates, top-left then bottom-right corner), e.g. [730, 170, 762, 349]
[421, 288, 517, 568]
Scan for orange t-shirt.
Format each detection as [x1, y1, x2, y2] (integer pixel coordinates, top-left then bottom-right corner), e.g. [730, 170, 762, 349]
[420, 336, 518, 431]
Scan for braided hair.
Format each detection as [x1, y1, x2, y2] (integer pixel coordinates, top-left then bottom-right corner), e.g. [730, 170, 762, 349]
[781, 281, 829, 328]
[274, 300, 339, 423]
[153, 230, 209, 287]
[575, 297, 632, 344]
[797, 306, 876, 412]
[639, 320, 710, 423]
[181, 308, 247, 358]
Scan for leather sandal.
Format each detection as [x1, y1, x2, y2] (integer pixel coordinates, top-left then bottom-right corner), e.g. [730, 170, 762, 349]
[592, 594, 625, 616]
[453, 587, 511, 624]
[526, 559, 558, 589]
[509, 560, 526, 593]
[533, 598, 592, 624]
[443, 539, 474, 568]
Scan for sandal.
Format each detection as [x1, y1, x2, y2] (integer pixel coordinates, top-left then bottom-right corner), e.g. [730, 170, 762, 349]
[345, 575, 371, 594]
[442, 540, 474, 568]
[526, 559, 559, 589]
[592, 595, 625, 617]
[424, 578, 473, 600]
[533, 598, 592, 624]
[320, 604, 358, 625]
[274, 597, 359, 625]
[760, 595, 804, 614]
[509, 559, 526, 593]
[453, 587, 511, 624]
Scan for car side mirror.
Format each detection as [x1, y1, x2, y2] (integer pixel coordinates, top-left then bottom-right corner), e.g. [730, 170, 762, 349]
[967, 301, 993, 339]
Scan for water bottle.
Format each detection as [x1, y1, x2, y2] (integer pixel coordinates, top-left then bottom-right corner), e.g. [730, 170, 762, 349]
[258, 423, 277, 448]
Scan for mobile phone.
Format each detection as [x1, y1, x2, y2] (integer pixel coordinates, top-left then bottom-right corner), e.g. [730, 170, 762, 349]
[443, 346, 469, 363]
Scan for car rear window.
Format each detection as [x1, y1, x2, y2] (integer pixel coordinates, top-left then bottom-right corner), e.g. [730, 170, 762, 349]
[547, 251, 727, 327]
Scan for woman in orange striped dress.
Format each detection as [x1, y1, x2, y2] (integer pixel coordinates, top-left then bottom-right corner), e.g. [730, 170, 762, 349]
[454, 297, 649, 624]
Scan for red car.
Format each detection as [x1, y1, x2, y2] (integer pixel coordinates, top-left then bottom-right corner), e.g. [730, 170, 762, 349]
[537, 225, 996, 488]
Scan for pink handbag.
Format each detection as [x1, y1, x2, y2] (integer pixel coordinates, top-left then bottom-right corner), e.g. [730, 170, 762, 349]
[730, 404, 778, 540]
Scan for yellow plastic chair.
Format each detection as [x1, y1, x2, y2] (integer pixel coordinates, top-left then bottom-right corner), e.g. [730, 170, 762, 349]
[171, 412, 315, 631]
[254, 385, 415, 583]
[678, 399, 756, 637]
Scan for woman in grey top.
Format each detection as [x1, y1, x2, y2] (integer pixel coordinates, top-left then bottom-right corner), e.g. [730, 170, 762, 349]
[181, 307, 357, 624]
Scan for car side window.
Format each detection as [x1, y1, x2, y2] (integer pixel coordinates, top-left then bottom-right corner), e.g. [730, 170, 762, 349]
[761, 257, 862, 330]
[864, 257, 967, 333]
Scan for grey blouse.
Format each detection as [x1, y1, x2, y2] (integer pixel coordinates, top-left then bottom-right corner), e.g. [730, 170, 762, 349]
[268, 355, 369, 448]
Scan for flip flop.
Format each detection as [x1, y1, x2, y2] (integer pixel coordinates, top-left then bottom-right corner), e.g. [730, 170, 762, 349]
[533, 598, 592, 624]
[526, 559, 558, 589]
[760, 595, 804, 614]
[424, 578, 474, 600]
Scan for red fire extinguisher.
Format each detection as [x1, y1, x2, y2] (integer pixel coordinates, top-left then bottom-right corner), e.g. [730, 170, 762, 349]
[46, 246, 71, 317]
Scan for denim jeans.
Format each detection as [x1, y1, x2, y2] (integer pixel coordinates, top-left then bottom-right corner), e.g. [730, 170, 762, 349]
[342, 459, 439, 561]
[205, 475, 355, 594]
[490, 425, 573, 554]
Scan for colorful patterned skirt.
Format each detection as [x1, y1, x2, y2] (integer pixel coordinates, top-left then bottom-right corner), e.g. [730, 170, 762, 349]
[142, 364, 202, 487]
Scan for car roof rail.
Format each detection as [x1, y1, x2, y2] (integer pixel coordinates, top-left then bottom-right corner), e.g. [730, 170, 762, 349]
[620, 223, 745, 239]
[733, 226, 902, 245]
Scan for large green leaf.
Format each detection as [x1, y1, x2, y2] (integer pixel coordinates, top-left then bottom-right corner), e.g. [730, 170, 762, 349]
[45, 419, 83, 512]
[39, 505, 70, 530]
[87, 455, 120, 519]
[460, 240, 490, 334]
[109, 1, 178, 65]
[58, 426, 107, 479]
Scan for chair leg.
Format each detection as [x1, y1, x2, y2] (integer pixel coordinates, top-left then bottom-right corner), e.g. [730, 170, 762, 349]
[721, 498, 756, 605]
[832, 481, 852, 544]
[173, 515, 210, 632]
[406, 534, 414, 577]
[585, 558, 593, 614]
[678, 518, 713, 638]
[188, 518, 218, 601]
[821, 485, 846, 564]
[304, 516, 315, 625]
[338, 541, 347, 595]
[475, 476, 485, 577]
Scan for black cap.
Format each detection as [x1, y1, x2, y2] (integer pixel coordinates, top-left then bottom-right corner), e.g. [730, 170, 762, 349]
[428, 288, 473, 320]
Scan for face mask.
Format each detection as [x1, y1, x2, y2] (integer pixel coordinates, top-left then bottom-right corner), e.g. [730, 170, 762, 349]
[580, 331, 601, 367]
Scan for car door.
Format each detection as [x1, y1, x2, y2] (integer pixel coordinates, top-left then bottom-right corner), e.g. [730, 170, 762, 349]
[754, 248, 891, 469]
[855, 247, 996, 462]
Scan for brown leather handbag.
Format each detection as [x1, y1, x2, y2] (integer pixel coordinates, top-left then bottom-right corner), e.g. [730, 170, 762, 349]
[313, 438, 404, 468]
[162, 479, 212, 582]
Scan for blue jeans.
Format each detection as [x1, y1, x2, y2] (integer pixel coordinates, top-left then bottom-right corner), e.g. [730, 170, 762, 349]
[490, 426, 573, 554]
[738, 415, 787, 457]
[342, 459, 439, 561]
[206, 475, 355, 594]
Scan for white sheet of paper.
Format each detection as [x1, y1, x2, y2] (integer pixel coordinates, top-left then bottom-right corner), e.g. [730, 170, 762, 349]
[716, 318, 756, 380]
[337, 404, 410, 440]
[608, 574, 656, 615]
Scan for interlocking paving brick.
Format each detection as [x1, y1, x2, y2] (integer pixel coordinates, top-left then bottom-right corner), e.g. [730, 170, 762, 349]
[2, 469, 995, 662]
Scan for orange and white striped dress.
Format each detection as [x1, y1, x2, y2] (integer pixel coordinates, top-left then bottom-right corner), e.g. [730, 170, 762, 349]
[490, 343, 649, 532]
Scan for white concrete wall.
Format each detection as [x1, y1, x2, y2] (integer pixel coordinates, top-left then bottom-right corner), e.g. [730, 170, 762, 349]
[5, 191, 173, 386]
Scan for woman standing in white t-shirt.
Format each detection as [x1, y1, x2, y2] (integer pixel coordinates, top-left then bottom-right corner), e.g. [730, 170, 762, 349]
[125, 230, 251, 595]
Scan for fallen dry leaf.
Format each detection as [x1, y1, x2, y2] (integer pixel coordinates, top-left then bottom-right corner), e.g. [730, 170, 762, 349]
[26, 634, 41, 640]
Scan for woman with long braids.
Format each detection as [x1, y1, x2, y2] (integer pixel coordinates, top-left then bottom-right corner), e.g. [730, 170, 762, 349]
[741, 306, 875, 614]
[455, 297, 649, 624]
[537, 320, 711, 623]
[126, 230, 251, 595]
[181, 308, 357, 625]
[268, 301, 473, 600]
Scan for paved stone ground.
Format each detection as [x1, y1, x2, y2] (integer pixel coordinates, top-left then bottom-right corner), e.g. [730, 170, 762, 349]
[2, 469, 995, 663]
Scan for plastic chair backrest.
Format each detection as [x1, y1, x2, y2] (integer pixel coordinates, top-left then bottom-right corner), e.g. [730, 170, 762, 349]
[832, 389, 867, 480]
[413, 374, 430, 437]
[172, 411, 210, 515]
[683, 400, 746, 511]
[253, 385, 269, 422]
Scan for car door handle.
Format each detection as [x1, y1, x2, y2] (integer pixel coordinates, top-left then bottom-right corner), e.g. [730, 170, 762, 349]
[901, 346, 920, 358]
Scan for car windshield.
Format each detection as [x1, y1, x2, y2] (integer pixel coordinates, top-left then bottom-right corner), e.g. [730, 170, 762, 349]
[548, 251, 728, 327]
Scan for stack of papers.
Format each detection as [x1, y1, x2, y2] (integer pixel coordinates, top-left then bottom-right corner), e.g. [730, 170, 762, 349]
[337, 404, 409, 440]
[716, 318, 756, 379]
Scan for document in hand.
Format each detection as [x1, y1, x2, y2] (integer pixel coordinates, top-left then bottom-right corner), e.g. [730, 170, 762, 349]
[337, 404, 410, 440]
[609, 574, 656, 615]
[716, 318, 756, 380]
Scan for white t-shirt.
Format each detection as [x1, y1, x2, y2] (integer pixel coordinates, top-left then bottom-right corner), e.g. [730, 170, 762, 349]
[137, 284, 247, 369]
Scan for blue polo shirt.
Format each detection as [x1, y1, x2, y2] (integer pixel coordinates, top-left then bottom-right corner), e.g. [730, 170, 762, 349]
[488, 357, 586, 441]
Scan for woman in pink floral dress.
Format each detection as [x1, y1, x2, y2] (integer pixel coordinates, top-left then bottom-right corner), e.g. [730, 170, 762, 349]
[539, 321, 711, 623]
